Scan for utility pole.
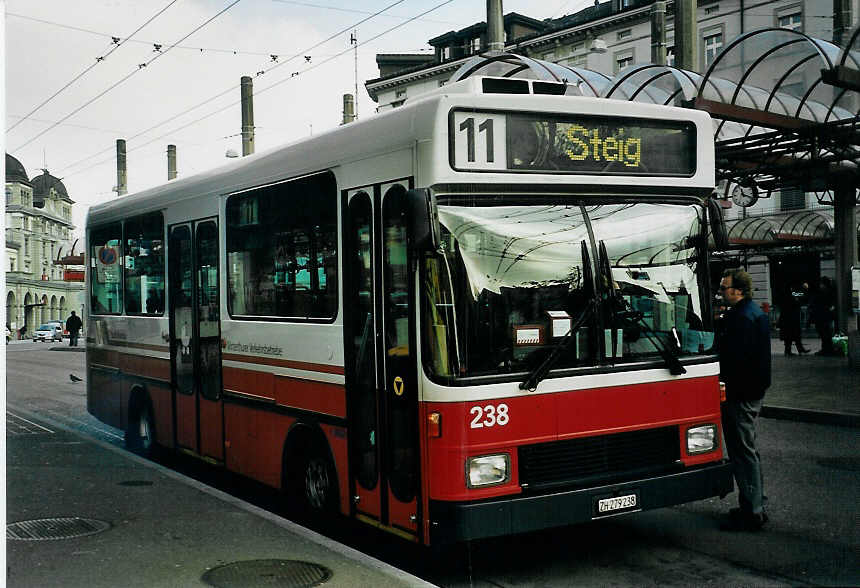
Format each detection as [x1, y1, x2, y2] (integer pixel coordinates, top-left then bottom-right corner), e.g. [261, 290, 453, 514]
[674, 0, 697, 71]
[167, 144, 177, 180]
[486, 0, 504, 53]
[651, 1, 667, 66]
[833, 0, 852, 46]
[240, 76, 255, 156]
[351, 30, 359, 120]
[116, 139, 127, 196]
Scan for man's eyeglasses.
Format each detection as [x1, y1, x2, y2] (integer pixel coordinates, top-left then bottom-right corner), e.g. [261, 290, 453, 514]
[718, 285, 736, 292]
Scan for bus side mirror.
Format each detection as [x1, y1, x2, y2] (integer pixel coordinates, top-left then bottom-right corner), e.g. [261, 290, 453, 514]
[407, 188, 440, 252]
[707, 198, 729, 249]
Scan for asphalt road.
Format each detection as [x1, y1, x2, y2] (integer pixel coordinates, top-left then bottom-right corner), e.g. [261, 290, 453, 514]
[6, 341, 859, 586]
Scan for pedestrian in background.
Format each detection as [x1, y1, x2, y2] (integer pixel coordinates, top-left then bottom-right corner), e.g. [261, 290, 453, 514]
[66, 310, 83, 347]
[808, 277, 836, 355]
[779, 283, 809, 355]
[716, 268, 770, 531]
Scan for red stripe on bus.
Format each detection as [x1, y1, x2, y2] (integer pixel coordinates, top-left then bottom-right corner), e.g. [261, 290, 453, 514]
[222, 353, 345, 375]
[223, 366, 347, 418]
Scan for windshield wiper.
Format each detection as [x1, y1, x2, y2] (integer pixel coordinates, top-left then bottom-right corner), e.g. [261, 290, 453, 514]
[596, 239, 685, 376]
[519, 299, 596, 392]
[612, 295, 687, 376]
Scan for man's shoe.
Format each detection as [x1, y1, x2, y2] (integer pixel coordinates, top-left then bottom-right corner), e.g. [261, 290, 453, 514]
[721, 510, 766, 531]
[799, 348, 811, 354]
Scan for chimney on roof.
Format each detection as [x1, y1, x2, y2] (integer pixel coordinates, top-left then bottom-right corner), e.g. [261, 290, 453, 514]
[167, 144, 177, 180]
[342, 94, 355, 125]
[241, 76, 255, 156]
[116, 139, 127, 196]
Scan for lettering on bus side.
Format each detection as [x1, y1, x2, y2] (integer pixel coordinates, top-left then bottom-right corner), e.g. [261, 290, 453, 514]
[469, 403, 510, 429]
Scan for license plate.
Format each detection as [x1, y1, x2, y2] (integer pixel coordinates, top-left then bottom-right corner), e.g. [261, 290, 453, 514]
[594, 492, 639, 517]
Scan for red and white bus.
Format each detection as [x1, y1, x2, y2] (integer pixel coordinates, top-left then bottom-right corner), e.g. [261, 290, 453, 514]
[87, 75, 733, 545]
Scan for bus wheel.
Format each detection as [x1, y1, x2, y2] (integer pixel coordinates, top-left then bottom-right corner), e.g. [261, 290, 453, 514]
[287, 441, 338, 516]
[126, 395, 156, 458]
[304, 452, 336, 511]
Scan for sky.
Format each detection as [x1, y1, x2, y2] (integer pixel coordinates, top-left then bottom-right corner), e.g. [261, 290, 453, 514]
[5, 0, 593, 243]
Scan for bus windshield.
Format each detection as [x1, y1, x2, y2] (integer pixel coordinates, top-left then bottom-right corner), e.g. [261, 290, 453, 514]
[421, 200, 714, 381]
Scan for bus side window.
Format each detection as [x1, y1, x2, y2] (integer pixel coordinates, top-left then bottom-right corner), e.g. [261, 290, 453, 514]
[124, 212, 165, 315]
[225, 172, 338, 320]
[90, 223, 123, 315]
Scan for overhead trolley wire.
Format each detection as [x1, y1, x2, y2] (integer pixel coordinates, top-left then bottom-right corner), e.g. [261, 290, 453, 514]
[59, 0, 455, 182]
[11, 0, 244, 153]
[57, 0, 411, 178]
[6, 11, 340, 59]
[6, 1, 180, 133]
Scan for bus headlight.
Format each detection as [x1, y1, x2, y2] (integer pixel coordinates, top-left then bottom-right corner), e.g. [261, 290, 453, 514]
[686, 424, 718, 454]
[466, 454, 510, 488]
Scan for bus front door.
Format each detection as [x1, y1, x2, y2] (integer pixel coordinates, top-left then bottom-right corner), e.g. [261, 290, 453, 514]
[168, 219, 224, 462]
[345, 183, 420, 540]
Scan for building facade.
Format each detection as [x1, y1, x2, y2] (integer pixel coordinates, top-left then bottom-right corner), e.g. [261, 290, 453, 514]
[5, 153, 84, 338]
[366, 0, 859, 321]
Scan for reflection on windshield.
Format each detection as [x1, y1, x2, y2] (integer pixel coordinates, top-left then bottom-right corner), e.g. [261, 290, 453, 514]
[421, 201, 713, 380]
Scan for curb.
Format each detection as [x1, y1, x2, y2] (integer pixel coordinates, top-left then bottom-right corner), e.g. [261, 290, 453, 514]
[761, 405, 859, 428]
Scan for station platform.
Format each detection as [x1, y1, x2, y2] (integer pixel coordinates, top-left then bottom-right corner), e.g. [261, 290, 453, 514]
[5, 411, 433, 588]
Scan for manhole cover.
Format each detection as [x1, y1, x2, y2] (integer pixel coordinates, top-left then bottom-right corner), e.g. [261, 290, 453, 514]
[118, 480, 153, 486]
[818, 457, 860, 472]
[202, 559, 332, 588]
[7, 517, 111, 541]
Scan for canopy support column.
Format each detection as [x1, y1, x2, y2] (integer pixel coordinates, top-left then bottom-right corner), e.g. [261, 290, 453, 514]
[833, 183, 858, 352]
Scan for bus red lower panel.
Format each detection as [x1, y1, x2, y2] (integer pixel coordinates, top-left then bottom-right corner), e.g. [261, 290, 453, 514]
[224, 403, 291, 488]
[148, 382, 174, 449]
[428, 461, 733, 544]
[425, 375, 723, 502]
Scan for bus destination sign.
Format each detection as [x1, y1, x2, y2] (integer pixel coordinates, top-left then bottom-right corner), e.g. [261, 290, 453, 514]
[451, 111, 696, 176]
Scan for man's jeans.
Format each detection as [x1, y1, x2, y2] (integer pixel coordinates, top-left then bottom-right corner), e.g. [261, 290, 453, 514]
[722, 398, 765, 515]
[69, 332, 79, 347]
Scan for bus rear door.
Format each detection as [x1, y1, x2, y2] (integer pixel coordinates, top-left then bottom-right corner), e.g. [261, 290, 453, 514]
[168, 219, 224, 462]
[345, 182, 421, 540]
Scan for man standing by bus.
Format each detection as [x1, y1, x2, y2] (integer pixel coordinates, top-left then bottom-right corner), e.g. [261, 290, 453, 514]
[66, 310, 83, 347]
[717, 269, 770, 531]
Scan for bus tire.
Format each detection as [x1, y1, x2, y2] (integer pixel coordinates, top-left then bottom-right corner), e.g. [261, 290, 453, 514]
[126, 391, 156, 458]
[285, 432, 339, 516]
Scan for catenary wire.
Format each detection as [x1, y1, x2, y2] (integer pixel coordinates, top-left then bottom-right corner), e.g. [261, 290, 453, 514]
[6, 1, 180, 133]
[12, 0, 244, 153]
[59, 0, 455, 181]
[57, 0, 409, 177]
[6, 11, 337, 59]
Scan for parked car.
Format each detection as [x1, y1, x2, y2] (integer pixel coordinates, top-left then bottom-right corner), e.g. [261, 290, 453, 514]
[33, 324, 63, 342]
[45, 320, 67, 338]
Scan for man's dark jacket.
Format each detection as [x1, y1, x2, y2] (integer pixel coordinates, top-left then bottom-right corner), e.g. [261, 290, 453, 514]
[717, 298, 771, 402]
[66, 314, 83, 334]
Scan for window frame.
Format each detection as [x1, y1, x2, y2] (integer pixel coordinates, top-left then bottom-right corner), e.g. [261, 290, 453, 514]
[123, 211, 166, 316]
[225, 170, 339, 323]
[89, 222, 124, 316]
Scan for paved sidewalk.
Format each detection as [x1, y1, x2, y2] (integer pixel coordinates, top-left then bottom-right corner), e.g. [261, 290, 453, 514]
[6, 410, 433, 588]
[763, 337, 859, 427]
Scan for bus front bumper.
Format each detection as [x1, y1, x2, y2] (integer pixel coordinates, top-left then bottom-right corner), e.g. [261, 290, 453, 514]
[428, 461, 733, 544]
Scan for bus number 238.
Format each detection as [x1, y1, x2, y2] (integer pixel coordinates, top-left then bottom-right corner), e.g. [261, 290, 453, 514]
[469, 403, 510, 428]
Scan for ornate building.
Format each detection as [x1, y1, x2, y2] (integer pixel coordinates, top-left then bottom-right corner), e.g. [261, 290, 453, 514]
[5, 153, 84, 338]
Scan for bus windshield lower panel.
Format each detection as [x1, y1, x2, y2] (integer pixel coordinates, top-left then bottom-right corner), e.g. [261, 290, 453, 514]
[422, 199, 714, 381]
